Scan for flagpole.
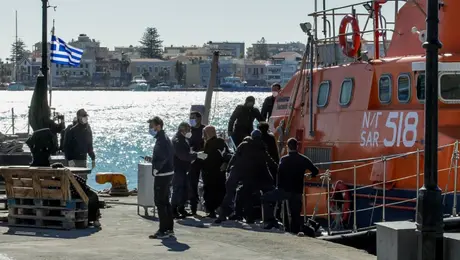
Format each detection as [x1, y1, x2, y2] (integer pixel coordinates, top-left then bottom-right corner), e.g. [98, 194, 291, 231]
[49, 19, 55, 107]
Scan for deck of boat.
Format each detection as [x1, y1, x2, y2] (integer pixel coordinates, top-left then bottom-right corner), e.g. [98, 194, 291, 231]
[0, 196, 375, 260]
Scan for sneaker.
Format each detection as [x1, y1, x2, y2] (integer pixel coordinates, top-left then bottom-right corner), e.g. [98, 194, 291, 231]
[228, 215, 243, 221]
[206, 212, 217, 219]
[93, 220, 101, 228]
[263, 221, 280, 230]
[149, 231, 169, 239]
[165, 230, 175, 237]
[214, 216, 226, 224]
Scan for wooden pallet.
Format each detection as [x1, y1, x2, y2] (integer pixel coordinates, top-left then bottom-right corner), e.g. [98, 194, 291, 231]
[0, 167, 90, 230]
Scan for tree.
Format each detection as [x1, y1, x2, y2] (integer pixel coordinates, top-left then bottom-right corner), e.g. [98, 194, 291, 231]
[11, 38, 28, 63]
[253, 37, 269, 60]
[139, 27, 163, 59]
[175, 61, 185, 84]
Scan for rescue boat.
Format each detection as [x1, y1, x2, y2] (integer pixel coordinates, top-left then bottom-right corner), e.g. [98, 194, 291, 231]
[270, 0, 460, 233]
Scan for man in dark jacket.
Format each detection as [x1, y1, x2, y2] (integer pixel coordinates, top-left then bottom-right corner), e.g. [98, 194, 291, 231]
[171, 122, 206, 219]
[261, 83, 281, 121]
[257, 121, 279, 183]
[227, 96, 263, 147]
[64, 109, 96, 174]
[188, 111, 206, 215]
[145, 116, 175, 239]
[266, 138, 319, 234]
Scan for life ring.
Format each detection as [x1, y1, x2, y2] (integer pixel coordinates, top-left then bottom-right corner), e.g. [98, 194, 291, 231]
[329, 180, 351, 224]
[338, 14, 361, 58]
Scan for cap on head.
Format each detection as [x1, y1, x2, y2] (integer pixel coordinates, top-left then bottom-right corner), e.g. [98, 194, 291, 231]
[287, 138, 298, 151]
[271, 83, 281, 91]
[147, 116, 164, 128]
[77, 109, 88, 117]
[245, 96, 255, 104]
[251, 129, 262, 139]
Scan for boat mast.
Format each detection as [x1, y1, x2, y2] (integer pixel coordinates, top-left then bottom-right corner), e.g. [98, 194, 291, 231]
[202, 51, 219, 125]
[49, 19, 55, 107]
[14, 10, 18, 82]
[41, 0, 48, 85]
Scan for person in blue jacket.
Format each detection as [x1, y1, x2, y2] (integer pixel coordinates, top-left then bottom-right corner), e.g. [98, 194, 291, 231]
[145, 116, 175, 239]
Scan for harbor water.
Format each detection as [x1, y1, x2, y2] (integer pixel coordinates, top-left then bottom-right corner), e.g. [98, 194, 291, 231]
[0, 91, 268, 190]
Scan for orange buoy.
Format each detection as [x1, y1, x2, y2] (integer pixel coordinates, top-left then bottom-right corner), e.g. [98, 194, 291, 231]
[338, 14, 361, 58]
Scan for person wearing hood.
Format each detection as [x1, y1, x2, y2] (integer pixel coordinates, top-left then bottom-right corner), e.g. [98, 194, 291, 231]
[218, 130, 278, 228]
[257, 121, 279, 184]
[261, 83, 281, 121]
[227, 96, 263, 147]
[64, 109, 96, 174]
[188, 111, 206, 215]
[171, 122, 207, 219]
[201, 125, 232, 218]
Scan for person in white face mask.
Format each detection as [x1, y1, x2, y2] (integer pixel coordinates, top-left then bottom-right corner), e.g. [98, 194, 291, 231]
[261, 83, 281, 121]
[171, 122, 207, 219]
[63, 109, 96, 178]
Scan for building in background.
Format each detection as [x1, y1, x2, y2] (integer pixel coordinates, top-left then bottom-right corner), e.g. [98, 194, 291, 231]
[208, 42, 245, 59]
[247, 42, 305, 59]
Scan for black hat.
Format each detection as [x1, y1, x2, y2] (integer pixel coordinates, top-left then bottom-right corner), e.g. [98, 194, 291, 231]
[77, 109, 88, 117]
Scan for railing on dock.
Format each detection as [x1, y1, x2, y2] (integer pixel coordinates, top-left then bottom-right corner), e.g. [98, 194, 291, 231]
[305, 141, 460, 235]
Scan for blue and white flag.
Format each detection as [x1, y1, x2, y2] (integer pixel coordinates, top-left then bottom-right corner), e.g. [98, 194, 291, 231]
[50, 35, 83, 67]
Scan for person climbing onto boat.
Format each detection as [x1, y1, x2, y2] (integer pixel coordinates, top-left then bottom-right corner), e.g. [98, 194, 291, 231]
[261, 83, 281, 121]
[257, 121, 279, 183]
[227, 96, 264, 147]
[64, 109, 96, 176]
[188, 111, 206, 215]
[222, 130, 278, 228]
[201, 125, 232, 218]
[145, 116, 175, 239]
[171, 122, 207, 219]
[263, 138, 319, 234]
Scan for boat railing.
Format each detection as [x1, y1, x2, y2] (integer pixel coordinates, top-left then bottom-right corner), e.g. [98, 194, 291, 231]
[304, 141, 459, 235]
[306, 0, 402, 64]
[1, 108, 30, 136]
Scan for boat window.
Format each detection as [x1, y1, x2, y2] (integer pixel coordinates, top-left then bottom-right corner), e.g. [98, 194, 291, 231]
[416, 73, 425, 101]
[397, 74, 411, 103]
[339, 79, 354, 106]
[440, 73, 460, 101]
[378, 75, 392, 104]
[317, 81, 330, 107]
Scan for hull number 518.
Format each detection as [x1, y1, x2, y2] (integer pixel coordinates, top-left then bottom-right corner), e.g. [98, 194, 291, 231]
[384, 112, 418, 148]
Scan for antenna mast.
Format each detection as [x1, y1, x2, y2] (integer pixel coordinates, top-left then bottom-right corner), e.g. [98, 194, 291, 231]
[15, 10, 18, 82]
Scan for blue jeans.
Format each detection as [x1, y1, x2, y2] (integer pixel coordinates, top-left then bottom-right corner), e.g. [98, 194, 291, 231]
[171, 170, 189, 209]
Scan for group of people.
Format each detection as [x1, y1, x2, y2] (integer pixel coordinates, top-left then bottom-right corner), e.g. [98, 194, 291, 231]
[147, 83, 319, 239]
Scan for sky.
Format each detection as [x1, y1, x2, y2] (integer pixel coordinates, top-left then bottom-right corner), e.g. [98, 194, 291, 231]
[0, 0, 399, 60]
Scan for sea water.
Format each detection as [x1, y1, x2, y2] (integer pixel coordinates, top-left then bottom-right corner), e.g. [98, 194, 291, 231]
[0, 91, 268, 190]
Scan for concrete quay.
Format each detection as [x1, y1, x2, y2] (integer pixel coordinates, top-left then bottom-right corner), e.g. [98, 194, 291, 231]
[0, 196, 375, 260]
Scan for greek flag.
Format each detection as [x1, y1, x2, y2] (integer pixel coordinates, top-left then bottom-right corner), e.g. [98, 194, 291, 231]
[50, 35, 83, 67]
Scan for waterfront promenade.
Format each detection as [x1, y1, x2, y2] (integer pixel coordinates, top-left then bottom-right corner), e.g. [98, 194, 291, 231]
[0, 196, 375, 260]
